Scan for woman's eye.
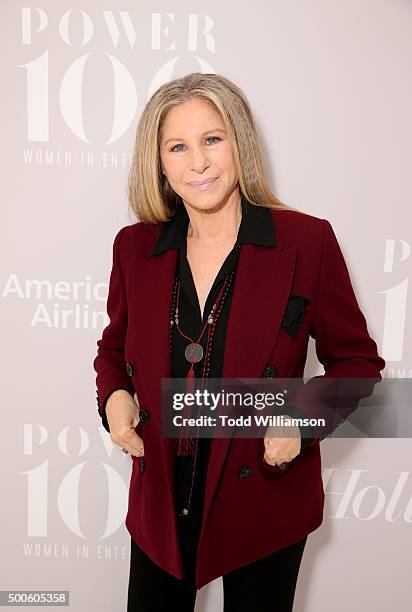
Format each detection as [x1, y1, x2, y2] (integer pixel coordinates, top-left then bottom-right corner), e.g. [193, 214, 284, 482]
[205, 136, 221, 145]
[170, 136, 221, 152]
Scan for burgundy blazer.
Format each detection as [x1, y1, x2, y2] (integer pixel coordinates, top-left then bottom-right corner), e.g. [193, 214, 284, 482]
[93, 207, 385, 589]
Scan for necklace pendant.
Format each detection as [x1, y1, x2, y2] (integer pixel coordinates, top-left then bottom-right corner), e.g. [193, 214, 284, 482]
[185, 342, 203, 363]
[207, 316, 214, 324]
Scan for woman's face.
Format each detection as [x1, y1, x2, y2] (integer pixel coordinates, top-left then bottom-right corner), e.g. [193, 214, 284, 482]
[159, 97, 238, 211]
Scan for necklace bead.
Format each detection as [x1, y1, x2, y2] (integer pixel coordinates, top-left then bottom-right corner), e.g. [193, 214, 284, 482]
[169, 266, 236, 515]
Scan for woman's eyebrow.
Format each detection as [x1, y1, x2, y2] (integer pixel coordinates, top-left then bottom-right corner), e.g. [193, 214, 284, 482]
[164, 128, 226, 146]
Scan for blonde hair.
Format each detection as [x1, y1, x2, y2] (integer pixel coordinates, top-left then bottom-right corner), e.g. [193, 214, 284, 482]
[127, 72, 301, 225]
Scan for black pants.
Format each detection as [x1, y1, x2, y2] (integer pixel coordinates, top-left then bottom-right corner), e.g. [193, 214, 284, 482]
[127, 534, 308, 612]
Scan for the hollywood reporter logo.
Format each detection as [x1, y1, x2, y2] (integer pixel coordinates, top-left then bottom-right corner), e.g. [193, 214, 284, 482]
[323, 468, 412, 522]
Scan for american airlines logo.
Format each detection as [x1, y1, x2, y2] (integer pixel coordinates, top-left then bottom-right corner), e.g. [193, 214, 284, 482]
[2, 274, 109, 328]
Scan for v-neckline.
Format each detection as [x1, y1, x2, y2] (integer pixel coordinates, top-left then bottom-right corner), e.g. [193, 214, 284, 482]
[179, 241, 240, 325]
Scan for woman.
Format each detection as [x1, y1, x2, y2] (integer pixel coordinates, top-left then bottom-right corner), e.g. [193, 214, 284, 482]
[93, 73, 385, 611]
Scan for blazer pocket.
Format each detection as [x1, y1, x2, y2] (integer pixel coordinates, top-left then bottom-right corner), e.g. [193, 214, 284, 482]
[281, 295, 310, 338]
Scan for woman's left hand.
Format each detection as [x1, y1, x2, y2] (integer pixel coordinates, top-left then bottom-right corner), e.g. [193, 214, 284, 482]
[263, 415, 302, 467]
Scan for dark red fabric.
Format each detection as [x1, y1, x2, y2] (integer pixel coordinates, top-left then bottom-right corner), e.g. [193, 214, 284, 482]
[94, 207, 385, 589]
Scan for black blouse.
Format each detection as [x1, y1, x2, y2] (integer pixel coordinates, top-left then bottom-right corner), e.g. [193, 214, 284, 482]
[99, 193, 315, 553]
[170, 218, 240, 553]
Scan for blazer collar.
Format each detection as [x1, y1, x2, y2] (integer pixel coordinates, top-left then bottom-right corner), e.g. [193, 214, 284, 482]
[150, 191, 276, 256]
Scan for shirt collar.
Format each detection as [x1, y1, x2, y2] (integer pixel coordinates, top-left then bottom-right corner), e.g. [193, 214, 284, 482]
[150, 191, 276, 256]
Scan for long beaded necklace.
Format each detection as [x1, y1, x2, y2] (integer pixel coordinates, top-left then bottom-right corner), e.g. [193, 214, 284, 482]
[169, 267, 236, 516]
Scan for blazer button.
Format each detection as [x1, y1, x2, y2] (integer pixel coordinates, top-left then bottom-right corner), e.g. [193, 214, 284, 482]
[239, 466, 251, 480]
[126, 362, 134, 377]
[263, 366, 277, 378]
[139, 409, 149, 423]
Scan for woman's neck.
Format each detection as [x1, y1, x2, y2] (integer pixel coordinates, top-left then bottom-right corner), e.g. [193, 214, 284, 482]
[185, 193, 242, 242]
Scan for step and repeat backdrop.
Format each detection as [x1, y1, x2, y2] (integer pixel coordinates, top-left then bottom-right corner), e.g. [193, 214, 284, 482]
[2, 1, 411, 611]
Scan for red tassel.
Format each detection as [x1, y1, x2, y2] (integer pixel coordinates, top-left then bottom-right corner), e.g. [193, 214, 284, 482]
[186, 363, 195, 395]
[176, 363, 197, 455]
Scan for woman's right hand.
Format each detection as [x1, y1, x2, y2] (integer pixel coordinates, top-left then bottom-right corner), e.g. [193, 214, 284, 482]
[105, 389, 145, 458]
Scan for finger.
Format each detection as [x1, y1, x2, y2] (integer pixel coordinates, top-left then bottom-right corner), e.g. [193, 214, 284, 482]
[119, 442, 144, 457]
[263, 455, 276, 466]
[263, 452, 291, 466]
[263, 452, 279, 466]
[119, 427, 145, 457]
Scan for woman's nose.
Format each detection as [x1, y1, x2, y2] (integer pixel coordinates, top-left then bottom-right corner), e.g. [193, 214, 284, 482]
[189, 149, 210, 171]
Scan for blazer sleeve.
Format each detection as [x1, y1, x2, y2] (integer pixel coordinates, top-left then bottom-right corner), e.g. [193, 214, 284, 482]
[285, 218, 386, 447]
[93, 226, 136, 432]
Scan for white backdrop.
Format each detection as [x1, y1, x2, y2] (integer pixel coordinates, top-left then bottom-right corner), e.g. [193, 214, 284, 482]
[2, 1, 411, 611]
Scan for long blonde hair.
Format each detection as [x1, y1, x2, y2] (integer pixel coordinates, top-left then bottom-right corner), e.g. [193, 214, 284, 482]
[127, 72, 301, 225]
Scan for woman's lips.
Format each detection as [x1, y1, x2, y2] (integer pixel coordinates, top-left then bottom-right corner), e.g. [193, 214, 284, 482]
[187, 177, 218, 190]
